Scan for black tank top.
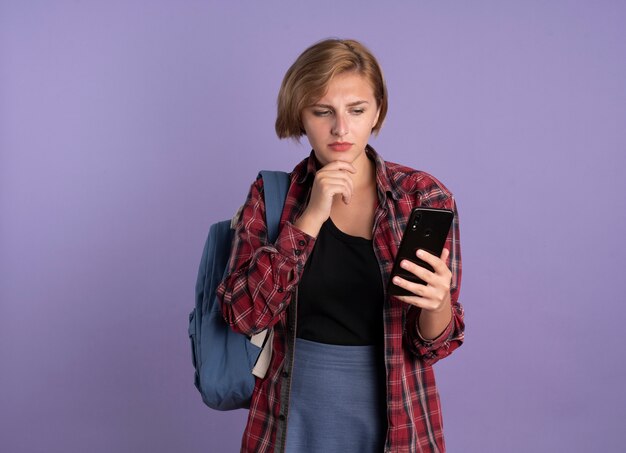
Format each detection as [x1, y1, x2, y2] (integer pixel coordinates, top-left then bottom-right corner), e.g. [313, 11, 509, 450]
[297, 218, 384, 346]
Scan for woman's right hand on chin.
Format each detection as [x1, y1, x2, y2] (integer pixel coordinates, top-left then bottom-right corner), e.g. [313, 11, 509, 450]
[294, 160, 356, 237]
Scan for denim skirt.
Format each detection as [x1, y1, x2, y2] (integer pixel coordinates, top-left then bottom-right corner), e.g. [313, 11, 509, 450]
[285, 338, 387, 453]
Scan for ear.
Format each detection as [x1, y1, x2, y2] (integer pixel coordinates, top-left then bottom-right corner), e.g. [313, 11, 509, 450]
[372, 107, 381, 129]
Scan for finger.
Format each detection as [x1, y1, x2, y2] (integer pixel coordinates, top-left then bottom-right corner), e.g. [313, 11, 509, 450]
[395, 295, 428, 308]
[319, 160, 357, 174]
[323, 183, 353, 205]
[394, 280, 447, 312]
[440, 247, 449, 261]
[317, 174, 353, 188]
[316, 172, 354, 193]
[395, 292, 439, 311]
[399, 259, 433, 285]
[437, 248, 451, 275]
[416, 249, 448, 275]
[318, 174, 353, 193]
[392, 276, 426, 298]
[315, 178, 353, 200]
[340, 186, 353, 204]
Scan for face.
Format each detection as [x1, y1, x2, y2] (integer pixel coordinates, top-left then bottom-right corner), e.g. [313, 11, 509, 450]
[301, 72, 380, 169]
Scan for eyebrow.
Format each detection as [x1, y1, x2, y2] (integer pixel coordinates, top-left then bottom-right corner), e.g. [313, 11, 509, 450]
[311, 100, 369, 108]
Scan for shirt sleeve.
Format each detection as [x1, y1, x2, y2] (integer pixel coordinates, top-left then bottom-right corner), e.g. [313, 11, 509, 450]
[404, 195, 464, 366]
[216, 177, 315, 336]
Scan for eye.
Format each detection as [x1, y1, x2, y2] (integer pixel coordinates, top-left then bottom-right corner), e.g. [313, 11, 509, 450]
[313, 110, 332, 117]
[350, 108, 365, 115]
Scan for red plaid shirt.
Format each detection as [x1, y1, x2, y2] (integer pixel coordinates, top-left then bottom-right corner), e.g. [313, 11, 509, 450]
[217, 146, 464, 453]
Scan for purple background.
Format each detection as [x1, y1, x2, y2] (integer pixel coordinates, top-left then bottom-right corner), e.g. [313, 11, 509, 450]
[1, 1, 625, 452]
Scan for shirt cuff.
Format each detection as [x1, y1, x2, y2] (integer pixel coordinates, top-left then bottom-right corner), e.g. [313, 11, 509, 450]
[273, 221, 316, 266]
[406, 306, 455, 362]
[415, 312, 454, 347]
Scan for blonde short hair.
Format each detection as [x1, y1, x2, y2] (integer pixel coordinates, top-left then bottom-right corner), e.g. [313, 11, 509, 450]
[275, 38, 388, 139]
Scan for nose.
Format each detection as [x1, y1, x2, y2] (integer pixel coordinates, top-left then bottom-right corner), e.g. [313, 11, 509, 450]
[332, 113, 348, 137]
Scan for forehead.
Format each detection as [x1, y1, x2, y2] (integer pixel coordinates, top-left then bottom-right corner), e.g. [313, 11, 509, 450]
[314, 72, 376, 103]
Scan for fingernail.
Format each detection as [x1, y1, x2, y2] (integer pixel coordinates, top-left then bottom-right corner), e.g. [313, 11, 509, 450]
[417, 249, 424, 257]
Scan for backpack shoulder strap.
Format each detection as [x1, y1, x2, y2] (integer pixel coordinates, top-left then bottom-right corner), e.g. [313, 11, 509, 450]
[258, 171, 290, 244]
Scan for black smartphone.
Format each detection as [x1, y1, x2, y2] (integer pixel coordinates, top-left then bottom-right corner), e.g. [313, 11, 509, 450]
[388, 207, 454, 297]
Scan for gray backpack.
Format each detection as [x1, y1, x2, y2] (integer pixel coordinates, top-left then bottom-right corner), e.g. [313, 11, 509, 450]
[188, 171, 289, 410]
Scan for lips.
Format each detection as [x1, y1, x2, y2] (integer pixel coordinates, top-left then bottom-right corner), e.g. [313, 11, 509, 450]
[328, 142, 352, 152]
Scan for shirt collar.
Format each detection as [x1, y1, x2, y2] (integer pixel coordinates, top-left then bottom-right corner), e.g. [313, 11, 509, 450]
[294, 145, 401, 202]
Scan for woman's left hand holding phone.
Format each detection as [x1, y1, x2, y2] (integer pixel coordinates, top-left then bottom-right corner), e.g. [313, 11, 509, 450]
[392, 248, 453, 340]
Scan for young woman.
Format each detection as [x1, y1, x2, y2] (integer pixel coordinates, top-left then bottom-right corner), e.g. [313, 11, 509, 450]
[217, 38, 464, 453]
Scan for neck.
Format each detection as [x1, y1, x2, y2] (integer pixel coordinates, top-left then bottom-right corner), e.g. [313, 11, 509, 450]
[351, 149, 377, 191]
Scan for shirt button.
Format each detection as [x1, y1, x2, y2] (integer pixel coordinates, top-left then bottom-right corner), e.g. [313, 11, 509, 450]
[294, 249, 301, 256]
[278, 303, 284, 310]
[277, 287, 284, 293]
[279, 414, 286, 421]
[298, 240, 306, 246]
[282, 370, 289, 378]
